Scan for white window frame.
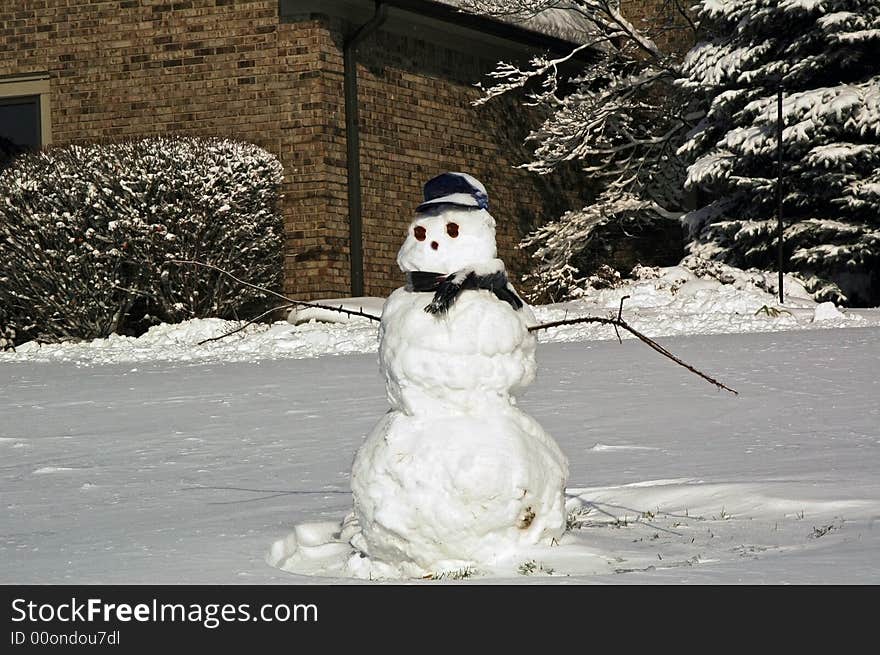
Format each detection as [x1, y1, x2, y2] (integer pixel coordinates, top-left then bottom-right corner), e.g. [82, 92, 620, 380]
[0, 72, 52, 146]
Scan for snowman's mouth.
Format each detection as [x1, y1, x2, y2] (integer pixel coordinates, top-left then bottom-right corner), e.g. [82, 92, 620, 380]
[430, 241, 439, 250]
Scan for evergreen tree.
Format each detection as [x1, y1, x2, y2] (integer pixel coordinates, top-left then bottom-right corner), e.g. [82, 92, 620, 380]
[679, 0, 880, 305]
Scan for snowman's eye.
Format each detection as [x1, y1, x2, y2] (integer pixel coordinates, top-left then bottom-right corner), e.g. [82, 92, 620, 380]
[446, 222, 459, 238]
[413, 225, 426, 241]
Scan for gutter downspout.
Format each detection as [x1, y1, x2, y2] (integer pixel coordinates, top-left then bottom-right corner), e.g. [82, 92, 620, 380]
[344, 1, 388, 297]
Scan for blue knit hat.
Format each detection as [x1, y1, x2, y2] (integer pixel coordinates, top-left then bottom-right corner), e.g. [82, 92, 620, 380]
[417, 172, 489, 212]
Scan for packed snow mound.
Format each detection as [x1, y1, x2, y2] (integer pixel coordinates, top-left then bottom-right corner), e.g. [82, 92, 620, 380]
[1, 317, 379, 365]
[1, 264, 875, 365]
[588, 264, 814, 313]
[288, 297, 385, 325]
[813, 301, 844, 321]
[530, 264, 871, 344]
[343, 409, 568, 578]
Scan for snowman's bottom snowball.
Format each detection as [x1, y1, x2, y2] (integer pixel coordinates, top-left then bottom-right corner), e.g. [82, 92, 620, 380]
[268, 409, 569, 579]
[351, 409, 569, 572]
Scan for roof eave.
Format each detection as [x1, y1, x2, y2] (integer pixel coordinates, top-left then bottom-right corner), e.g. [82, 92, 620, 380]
[279, 0, 598, 62]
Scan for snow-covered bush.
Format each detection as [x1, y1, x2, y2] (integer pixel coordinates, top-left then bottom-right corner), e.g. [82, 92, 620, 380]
[0, 137, 283, 345]
[678, 0, 880, 306]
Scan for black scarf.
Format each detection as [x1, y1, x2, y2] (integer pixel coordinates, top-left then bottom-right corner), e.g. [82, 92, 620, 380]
[407, 270, 524, 315]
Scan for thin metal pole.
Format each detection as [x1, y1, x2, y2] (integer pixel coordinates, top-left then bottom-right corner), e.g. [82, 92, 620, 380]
[777, 84, 784, 304]
[343, 2, 388, 298]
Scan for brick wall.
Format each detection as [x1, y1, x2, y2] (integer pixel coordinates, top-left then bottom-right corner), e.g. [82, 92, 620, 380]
[1, 1, 292, 156]
[620, 0, 696, 57]
[344, 25, 583, 297]
[279, 15, 586, 298]
[0, 1, 586, 300]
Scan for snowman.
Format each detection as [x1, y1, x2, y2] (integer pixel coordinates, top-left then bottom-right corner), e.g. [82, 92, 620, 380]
[268, 173, 731, 578]
[341, 172, 570, 578]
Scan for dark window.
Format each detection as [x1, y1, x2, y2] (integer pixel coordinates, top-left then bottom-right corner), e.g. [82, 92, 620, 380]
[0, 95, 41, 150]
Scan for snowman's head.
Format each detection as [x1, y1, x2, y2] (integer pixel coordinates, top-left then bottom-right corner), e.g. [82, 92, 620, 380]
[397, 172, 498, 273]
[397, 206, 497, 273]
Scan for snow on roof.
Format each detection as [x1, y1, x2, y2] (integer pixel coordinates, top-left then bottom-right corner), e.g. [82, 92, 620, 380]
[437, 0, 600, 44]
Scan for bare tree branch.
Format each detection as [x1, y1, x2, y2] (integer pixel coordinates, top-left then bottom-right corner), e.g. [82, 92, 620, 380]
[167, 260, 382, 323]
[171, 260, 734, 395]
[529, 297, 738, 395]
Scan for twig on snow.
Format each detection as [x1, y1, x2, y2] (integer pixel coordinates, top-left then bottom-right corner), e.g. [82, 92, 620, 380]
[196, 302, 296, 346]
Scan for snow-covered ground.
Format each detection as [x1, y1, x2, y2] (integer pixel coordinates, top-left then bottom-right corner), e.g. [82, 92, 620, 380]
[2, 266, 877, 366]
[1, 271, 879, 583]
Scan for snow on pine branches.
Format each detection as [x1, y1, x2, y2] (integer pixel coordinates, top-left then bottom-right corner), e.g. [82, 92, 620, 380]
[463, 1, 698, 302]
[678, 0, 880, 306]
[0, 137, 283, 347]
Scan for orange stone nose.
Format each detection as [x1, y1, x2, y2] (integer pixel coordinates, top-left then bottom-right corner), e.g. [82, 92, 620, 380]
[430, 241, 439, 250]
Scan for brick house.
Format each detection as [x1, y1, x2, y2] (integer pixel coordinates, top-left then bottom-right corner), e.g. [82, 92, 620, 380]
[0, 1, 673, 300]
